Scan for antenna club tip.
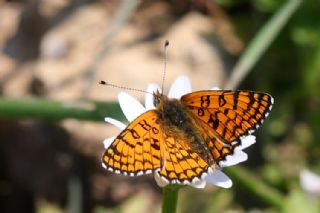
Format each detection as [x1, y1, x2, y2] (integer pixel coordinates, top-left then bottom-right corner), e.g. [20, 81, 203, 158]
[99, 80, 107, 85]
[164, 40, 169, 47]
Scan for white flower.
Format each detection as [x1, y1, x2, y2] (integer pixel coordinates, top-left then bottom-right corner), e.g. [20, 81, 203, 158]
[300, 169, 320, 197]
[103, 75, 256, 188]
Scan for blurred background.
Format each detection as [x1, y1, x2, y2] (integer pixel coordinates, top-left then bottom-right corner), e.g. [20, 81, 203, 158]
[0, 0, 319, 212]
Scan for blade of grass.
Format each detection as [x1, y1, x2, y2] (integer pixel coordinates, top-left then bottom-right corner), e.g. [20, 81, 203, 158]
[225, 0, 302, 90]
[225, 166, 284, 209]
[0, 98, 124, 122]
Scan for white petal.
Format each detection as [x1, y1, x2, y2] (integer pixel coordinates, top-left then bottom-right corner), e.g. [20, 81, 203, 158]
[219, 148, 248, 167]
[145, 83, 161, 110]
[154, 171, 169, 187]
[189, 178, 206, 188]
[105, 117, 126, 130]
[118, 92, 146, 122]
[168, 76, 192, 99]
[210, 86, 221, 90]
[300, 169, 320, 195]
[205, 170, 232, 188]
[239, 135, 256, 150]
[103, 136, 116, 149]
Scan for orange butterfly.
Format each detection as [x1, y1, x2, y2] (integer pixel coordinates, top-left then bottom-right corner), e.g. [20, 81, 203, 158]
[101, 77, 273, 186]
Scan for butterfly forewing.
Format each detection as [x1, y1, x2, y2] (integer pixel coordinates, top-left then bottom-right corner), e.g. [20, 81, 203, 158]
[102, 110, 162, 175]
[181, 90, 273, 145]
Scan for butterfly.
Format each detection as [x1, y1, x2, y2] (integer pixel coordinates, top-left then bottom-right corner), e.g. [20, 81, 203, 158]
[102, 88, 273, 185]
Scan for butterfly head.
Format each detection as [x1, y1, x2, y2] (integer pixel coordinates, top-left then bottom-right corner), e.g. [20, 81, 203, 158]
[153, 90, 165, 107]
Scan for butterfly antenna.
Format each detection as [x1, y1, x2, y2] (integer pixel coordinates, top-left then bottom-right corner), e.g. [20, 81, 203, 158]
[161, 40, 169, 95]
[99, 81, 152, 95]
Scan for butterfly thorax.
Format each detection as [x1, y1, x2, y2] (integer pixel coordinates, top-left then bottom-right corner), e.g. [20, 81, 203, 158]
[153, 91, 215, 165]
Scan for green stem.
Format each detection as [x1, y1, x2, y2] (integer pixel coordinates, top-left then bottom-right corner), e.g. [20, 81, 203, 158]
[162, 185, 180, 213]
[0, 98, 124, 122]
[225, 166, 284, 209]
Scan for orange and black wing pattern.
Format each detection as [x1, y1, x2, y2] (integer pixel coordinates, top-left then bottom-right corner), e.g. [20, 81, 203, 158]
[181, 90, 273, 151]
[156, 134, 210, 184]
[102, 110, 162, 176]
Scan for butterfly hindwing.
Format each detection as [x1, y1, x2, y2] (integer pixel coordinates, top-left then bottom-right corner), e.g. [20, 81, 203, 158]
[102, 110, 162, 175]
[195, 118, 239, 163]
[156, 135, 209, 184]
[181, 90, 273, 145]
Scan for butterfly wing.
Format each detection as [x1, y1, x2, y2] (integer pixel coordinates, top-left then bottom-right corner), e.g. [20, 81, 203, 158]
[181, 90, 273, 148]
[156, 134, 209, 184]
[102, 110, 162, 176]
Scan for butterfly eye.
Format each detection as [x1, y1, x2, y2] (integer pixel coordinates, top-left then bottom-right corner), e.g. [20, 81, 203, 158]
[153, 96, 161, 107]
